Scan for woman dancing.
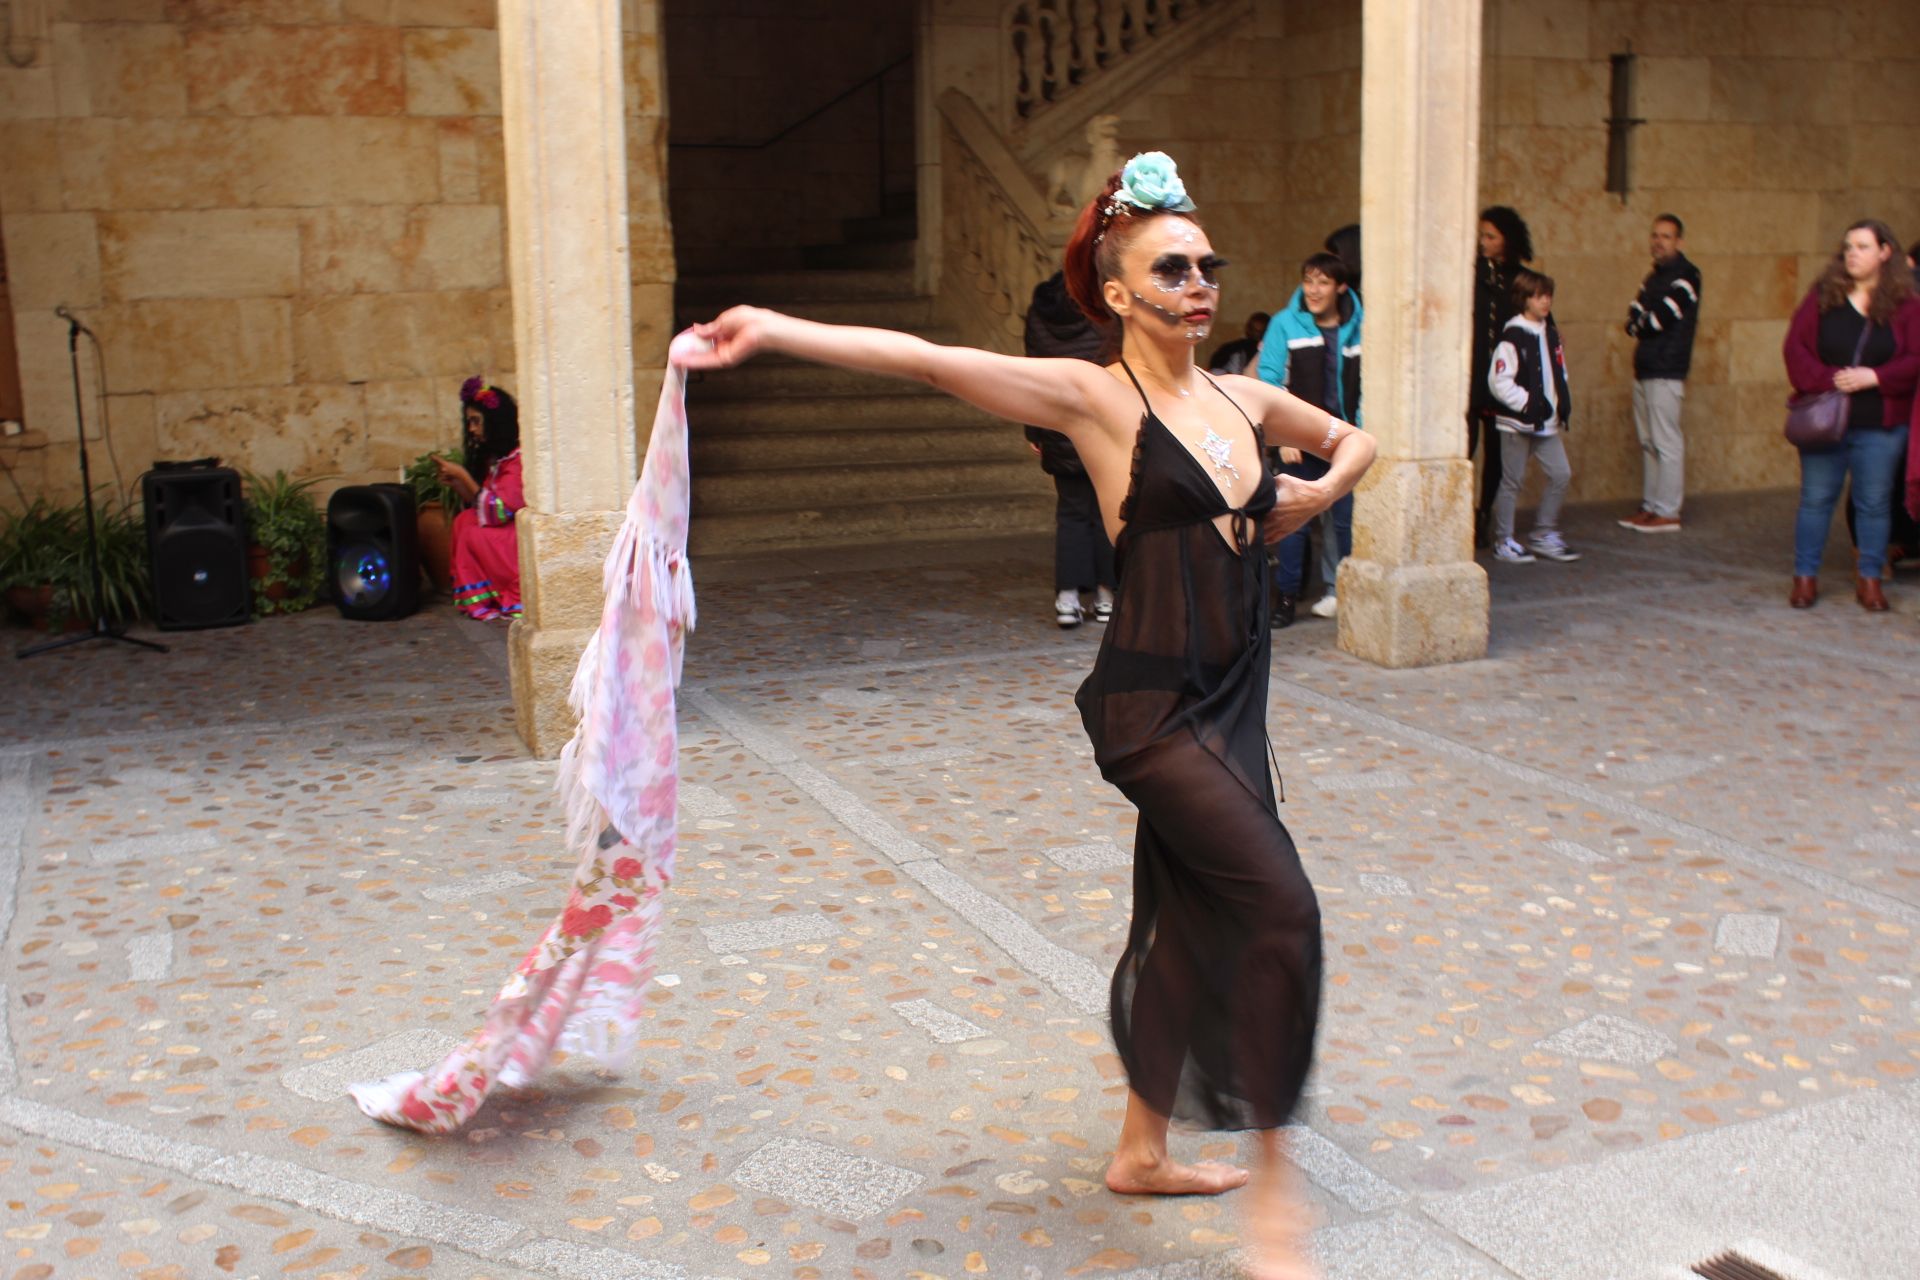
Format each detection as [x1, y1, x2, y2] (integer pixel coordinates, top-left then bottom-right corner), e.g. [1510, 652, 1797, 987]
[685, 153, 1374, 1277]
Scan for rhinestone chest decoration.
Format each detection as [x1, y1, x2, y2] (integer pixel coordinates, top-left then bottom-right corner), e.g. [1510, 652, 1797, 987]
[1201, 427, 1240, 482]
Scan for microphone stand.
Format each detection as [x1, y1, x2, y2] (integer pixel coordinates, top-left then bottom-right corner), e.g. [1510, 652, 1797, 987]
[16, 313, 167, 658]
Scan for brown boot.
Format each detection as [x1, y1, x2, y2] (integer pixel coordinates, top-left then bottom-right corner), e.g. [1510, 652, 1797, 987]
[1790, 576, 1818, 608]
[1857, 576, 1889, 612]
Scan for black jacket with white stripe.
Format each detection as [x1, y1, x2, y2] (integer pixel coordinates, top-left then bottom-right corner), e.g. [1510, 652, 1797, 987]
[1625, 253, 1702, 380]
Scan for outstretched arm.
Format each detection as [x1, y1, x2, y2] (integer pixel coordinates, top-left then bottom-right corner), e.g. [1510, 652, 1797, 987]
[683, 306, 1122, 447]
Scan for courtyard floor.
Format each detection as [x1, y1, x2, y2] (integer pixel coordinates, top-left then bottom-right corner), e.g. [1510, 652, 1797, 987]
[1, 490, 1917, 1280]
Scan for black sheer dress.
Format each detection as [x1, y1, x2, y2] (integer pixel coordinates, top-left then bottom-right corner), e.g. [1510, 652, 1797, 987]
[1073, 360, 1323, 1132]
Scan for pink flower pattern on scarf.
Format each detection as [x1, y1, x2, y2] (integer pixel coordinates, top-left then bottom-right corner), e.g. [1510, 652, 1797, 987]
[349, 334, 706, 1134]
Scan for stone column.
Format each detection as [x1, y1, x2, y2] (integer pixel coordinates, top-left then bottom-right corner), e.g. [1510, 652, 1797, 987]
[500, 0, 640, 756]
[1337, 0, 1490, 667]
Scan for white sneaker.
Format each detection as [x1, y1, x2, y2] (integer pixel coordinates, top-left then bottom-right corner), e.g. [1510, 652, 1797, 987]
[1054, 590, 1083, 629]
[1528, 531, 1581, 562]
[1309, 594, 1338, 618]
[1493, 538, 1535, 563]
[1093, 588, 1114, 623]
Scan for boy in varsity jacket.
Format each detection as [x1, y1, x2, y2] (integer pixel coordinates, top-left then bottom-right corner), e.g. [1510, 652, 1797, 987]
[1487, 269, 1580, 564]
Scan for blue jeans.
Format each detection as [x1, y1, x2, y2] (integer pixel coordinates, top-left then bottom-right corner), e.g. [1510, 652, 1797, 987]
[1795, 426, 1908, 578]
[1273, 454, 1354, 596]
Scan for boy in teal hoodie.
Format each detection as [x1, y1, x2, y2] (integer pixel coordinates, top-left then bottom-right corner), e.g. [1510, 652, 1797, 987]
[1255, 252, 1363, 626]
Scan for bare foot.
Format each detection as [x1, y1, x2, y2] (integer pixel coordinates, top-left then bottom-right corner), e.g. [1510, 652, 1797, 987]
[1244, 1170, 1320, 1280]
[1104, 1154, 1250, 1196]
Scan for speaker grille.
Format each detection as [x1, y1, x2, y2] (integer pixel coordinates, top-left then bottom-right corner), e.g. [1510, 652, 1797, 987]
[143, 465, 249, 631]
[334, 541, 395, 609]
[155, 524, 250, 623]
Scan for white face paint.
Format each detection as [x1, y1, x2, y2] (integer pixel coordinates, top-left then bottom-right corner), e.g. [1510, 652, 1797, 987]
[1129, 290, 1214, 342]
[1111, 219, 1222, 346]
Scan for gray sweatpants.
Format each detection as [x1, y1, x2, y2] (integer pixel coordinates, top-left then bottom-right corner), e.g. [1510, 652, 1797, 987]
[1491, 430, 1571, 544]
[1632, 378, 1686, 518]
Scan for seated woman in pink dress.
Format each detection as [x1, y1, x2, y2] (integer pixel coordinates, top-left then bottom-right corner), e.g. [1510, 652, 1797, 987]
[438, 378, 524, 619]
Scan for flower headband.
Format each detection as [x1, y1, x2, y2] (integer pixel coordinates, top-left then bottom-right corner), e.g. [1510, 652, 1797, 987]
[1094, 151, 1197, 244]
[460, 375, 501, 411]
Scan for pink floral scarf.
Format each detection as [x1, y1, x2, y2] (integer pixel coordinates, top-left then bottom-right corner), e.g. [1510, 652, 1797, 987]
[351, 334, 704, 1133]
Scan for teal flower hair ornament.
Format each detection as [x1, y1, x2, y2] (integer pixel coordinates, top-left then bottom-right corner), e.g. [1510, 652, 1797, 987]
[1113, 151, 1196, 213]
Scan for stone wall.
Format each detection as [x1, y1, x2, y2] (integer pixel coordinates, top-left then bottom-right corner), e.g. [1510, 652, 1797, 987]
[1481, 0, 1920, 504]
[923, 0, 1310, 354]
[664, 0, 915, 272]
[1269, 0, 1920, 506]
[0, 0, 511, 506]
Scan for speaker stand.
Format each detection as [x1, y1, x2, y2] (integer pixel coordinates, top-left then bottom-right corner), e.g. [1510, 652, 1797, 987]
[16, 316, 168, 660]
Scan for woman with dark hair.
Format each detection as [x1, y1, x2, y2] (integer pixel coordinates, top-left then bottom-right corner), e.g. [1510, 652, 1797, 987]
[439, 377, 525, 619]
[1783, 220, 1920, 611]
[685, 152, 1375, 1277]
[1471, 205, 1534, 544]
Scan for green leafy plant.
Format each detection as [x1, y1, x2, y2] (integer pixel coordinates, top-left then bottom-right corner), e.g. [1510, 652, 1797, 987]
[0, 494, 152, 628]
[242, 469, 327, 616]
[80, 498, 153, 627]
[404, 448, 468, 515]
[0, 499, 80, 593]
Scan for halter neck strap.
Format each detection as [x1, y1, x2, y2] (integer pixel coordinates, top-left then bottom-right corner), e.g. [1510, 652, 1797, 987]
[1117, 357, 1153, 415]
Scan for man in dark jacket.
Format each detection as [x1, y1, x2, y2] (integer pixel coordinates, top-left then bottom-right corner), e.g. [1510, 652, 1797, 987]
[1023, 272, 1113, 628]
[1620, 214, 1701, 533]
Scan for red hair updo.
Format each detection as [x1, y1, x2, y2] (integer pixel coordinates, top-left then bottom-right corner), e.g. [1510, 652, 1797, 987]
[1061, 168, 1205, 335]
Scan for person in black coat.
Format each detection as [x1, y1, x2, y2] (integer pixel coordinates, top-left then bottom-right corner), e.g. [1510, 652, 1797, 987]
[1470, 206, 1534, 546]
[1023, 271, 1115, 628]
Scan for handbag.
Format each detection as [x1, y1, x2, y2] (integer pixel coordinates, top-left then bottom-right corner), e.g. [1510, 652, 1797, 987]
[1784, 322, 1872, 449]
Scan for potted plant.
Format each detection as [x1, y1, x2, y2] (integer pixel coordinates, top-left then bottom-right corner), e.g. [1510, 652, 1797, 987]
[0, 498, 81, 628]
[404, 448, 466, 594]
[0, 494, 151, 630]
[77, 496, 153, 628]
[242, 469, 326, 616]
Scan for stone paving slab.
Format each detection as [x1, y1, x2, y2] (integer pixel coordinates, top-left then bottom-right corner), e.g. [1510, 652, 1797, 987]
[1425, 1083, 1920, 1279]
[1, 493, 1916, 1279]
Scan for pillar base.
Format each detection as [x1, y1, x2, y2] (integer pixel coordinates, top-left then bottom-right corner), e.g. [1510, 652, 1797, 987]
[1336, 557, 1489, 667]
[509, 619, 593, 759]
[1335, 455, 1487, 667]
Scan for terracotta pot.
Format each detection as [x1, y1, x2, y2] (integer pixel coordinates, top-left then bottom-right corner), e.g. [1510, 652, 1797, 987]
[416, 501, 454, 594]
[4, 583, 87, 632]
[247, 546, 309, 605]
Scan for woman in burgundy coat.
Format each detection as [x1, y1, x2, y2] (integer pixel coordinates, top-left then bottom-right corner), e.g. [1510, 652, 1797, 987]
[1782, 220, 1920, 611]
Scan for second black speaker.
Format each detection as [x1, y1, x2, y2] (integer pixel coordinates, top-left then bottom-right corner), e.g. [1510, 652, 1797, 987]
[326, 484, 419, 621]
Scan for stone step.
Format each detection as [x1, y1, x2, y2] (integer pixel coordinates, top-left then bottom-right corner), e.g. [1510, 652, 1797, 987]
[688, 359, 935, 399]
[677, 265, 917, 305]
[675, 244, 808, 276]
[685, 391, 990, 432]
[691, 457, 1045, 514]
[677, 294, 939, 330]
[689, 488, 1052, 557]
[674, 323, 959, 357]
[800, 238, 915, 271]
[843, 212, 918, 242]
[691, 423, 1028, 470]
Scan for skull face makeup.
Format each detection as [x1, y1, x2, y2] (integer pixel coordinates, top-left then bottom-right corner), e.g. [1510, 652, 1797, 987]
[1130, 292, 1214, 342]
[1145, 253, 1229, 294]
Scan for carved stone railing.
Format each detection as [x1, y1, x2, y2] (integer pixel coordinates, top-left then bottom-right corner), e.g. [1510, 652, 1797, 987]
[936, 90, 1069, 352]
[1005, 0, 1221, 127]
[1002, 0, 1250, 166]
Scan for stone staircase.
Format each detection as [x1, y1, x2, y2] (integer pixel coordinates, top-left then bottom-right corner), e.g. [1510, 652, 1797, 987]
[677, 233, 1053, 558]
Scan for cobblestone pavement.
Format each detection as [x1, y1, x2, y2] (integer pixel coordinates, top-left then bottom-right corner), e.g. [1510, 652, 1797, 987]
[2, 491, 1917, 1280]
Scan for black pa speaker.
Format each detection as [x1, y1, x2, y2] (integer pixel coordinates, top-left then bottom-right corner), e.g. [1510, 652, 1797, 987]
[143, 463, 250, 631]
[327, 484, 420, 621]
